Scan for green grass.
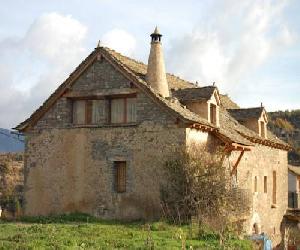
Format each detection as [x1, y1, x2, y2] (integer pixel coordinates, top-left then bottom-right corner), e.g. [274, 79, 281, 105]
[0, 213, 252, 249]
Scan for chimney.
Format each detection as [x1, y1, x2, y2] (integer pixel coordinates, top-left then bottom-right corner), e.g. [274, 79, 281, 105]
[146, 27, 170, 98]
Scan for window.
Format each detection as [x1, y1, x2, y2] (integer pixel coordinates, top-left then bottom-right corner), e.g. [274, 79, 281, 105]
[254, 176, 258, 193]
[73, 100, 86, 124]
[114, 161, 126, 193]
[73, 96, 136, 125]
[264, 176, 267, 193]
[92, 100, 105, 123]
[73, 99, 106, 125]
[260, 121, 266, 138]
[110, 97, 136, 124]
[210, 104, 217, 125]
[272, 171, 277, 204]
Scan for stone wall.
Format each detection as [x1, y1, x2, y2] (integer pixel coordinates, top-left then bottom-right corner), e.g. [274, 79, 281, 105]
[24, 57, 183, 220]
[24, 124, 185, 220]
[230, 145, 288, 246]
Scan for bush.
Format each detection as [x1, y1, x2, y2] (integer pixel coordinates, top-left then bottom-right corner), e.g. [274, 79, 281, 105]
[161, 144, 250, 245]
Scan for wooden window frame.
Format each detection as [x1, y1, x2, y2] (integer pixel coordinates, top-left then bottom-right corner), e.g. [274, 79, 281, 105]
[72, 94, 136, 125]
[260, 121, 266, 138]
[114, 161, 126, 193]
[264, 176, 267, 193]
[210, 103, 217, 125]
[254, 176, 258, 193]
[272, 171, 277, 204]
[109, 95, 136, 124]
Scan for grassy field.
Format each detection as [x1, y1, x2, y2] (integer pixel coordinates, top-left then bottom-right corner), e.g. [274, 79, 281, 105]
[0, 214, 252, 249]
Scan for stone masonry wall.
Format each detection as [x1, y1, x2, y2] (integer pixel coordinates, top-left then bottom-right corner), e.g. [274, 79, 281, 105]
[34, 59, 175, 130]
[24, 57, 183, 220]
[24, 124, 185, 220]
[230, 145, 288, 246]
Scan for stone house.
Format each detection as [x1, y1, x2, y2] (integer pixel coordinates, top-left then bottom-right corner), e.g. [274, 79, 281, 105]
[15, 28, 291, 245]
[288, 165, 300, 208]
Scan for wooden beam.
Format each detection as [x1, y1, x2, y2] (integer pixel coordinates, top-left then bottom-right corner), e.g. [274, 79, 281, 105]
[231, 150, 244, 176]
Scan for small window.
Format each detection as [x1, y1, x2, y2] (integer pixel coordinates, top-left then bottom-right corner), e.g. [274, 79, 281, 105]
[272, 171, 276, 204]
[254, 176, 258, 193]
[210, 104, 217, 125]
[260, 121, 266, 138]
[114, 161, 126, 193]
[264, 176, 267, 193]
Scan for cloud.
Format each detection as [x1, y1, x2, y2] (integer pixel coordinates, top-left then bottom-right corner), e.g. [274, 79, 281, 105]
[166, 0, 295, 94]
[101, 29, 136, 57]
[0, 12, 87, 128]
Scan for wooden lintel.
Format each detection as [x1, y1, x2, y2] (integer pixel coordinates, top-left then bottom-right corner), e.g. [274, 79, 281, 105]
[231, 150, 245, 176]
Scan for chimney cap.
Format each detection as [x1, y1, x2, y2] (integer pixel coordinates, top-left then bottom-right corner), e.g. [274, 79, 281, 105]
[153, 26, 161, 35]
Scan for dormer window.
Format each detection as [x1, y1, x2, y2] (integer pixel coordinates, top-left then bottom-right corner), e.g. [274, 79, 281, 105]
[172, 86, 220, 126]
[260, 121, 266, 138]
[210, 104, 217, 125]
[228, 107, 268, 138]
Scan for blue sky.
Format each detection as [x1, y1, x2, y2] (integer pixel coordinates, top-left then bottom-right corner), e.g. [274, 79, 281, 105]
[0, 0, 299, 128]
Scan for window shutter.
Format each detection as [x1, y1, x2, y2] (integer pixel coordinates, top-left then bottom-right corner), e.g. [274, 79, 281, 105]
[86, 100, 93, 124]
[272, 171, 276, 204]
[127, 98, 137, 123]
[92, 100, 105, 124]
[115, 162, 126, 193]
[264, 176, 267, 193]
[73, 100, 86, 124]
[111, 99, 125, 123]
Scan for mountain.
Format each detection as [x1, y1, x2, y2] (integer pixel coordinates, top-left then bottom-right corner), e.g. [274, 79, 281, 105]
[0, 129, 24, 153]
[268, 109, 300, 166]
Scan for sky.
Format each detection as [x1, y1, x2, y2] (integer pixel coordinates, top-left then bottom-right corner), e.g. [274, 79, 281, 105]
[0, 0, 299, 129]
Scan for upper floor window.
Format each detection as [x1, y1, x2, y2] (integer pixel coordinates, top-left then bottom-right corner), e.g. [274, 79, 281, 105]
[111, 97, 136, 124]
[264, 176, 267, 193]
[210, 103, 217, 125]
[254, 176, 258, 193]
[73, 100, 106, 125]
[260, 121, 266, 138]
[72, 96, 136, 125]
[272, 171, 277, 204]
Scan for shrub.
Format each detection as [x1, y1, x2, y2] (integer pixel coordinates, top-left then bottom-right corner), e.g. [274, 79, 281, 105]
[161, 144, 251, 245]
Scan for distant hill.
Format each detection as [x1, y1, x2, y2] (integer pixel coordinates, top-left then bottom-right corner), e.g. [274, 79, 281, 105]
[268, 109, 300, 166]
[0, 129, 24, 153]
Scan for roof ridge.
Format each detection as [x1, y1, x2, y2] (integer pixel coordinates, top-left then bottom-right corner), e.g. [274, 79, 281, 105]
[102, 46, 146, 67]
[102, 46, 195, 88]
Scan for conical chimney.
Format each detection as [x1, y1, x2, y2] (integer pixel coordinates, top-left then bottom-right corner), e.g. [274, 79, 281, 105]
[146, 27, 170, 98]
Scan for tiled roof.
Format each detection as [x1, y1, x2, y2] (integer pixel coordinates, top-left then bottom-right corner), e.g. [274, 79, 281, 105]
[103, 47, 195, 90]
[172, 86, 216, 102]
[15, 46, 291, 150]
[220, 95, 240, 109]
[228, 107, 264, 121]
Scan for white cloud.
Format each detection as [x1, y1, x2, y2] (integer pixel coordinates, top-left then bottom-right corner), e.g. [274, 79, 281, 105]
[166, 0, 295, 94]
[0, 12, 87, 128]
[24, 12, 87, 64]
[101, 29, 136, 57]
